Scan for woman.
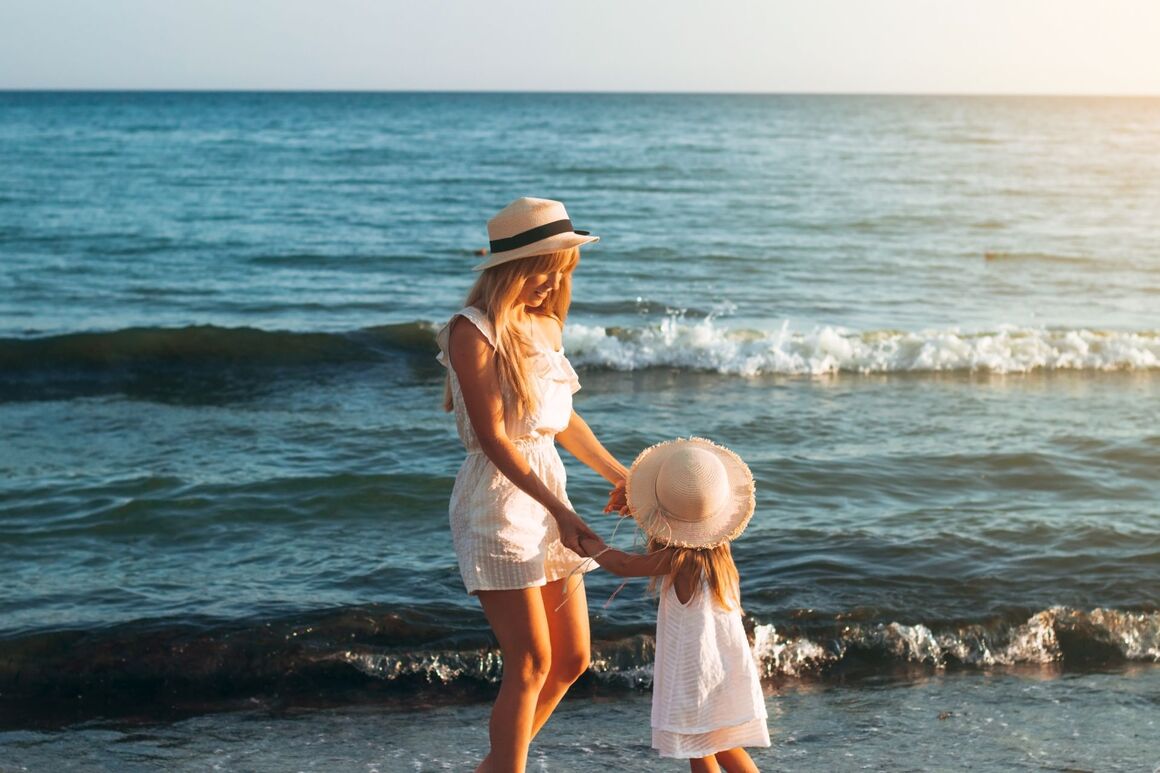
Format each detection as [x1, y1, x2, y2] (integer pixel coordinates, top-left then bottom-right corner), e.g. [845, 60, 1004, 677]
[435, 197, 629, 773]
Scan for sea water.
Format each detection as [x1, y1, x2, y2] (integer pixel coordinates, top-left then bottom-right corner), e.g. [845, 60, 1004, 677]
[0, 92, 1157, 770]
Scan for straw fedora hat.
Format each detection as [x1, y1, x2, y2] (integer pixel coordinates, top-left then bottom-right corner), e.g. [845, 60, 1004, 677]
[626, 437, 756, 549]
[474, 197, 599, 271]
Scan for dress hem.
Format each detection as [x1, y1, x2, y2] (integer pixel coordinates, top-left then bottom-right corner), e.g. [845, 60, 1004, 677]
[652, 717, 771, 759]
[463, 560, 595, 596]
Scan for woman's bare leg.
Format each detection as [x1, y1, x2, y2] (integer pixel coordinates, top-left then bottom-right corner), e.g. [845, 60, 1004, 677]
[715, 747, 759, 773]
[474, 587, 553, 773]
[689, 754, 722, 772]
[529, 576, 591, 738]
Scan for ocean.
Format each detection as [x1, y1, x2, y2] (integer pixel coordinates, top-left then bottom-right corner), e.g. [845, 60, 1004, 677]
[0, 91, 1157, 771]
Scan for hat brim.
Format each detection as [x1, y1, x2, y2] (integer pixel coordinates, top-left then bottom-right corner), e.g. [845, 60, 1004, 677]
[473, 232, 599, 271]
[626, 437, 756, 549]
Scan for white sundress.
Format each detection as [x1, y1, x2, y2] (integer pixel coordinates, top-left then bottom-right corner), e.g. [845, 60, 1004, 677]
[651, 579, 770, 759]
[435, 306, 593, 595]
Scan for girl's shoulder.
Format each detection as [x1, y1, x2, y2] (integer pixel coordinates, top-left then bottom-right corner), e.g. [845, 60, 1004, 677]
[671, 560, 699, 605]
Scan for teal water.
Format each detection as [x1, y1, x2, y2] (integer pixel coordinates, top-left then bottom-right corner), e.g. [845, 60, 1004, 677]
[0, 94, 1157, 766]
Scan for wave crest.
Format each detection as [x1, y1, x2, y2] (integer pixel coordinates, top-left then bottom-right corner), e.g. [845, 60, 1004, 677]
[1, 606, 1154, 728]
[567, 319, 1160, 375]
[3, 321, 1158, 392]
[753, 607, 1160, 676]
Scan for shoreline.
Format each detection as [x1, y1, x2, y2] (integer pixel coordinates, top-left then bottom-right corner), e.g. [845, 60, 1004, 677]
[3, 667, 1157, 771]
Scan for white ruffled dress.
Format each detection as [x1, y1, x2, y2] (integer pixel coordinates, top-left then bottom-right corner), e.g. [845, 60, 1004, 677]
[652, 579, 770, 759]
[435, 306, 593, 594]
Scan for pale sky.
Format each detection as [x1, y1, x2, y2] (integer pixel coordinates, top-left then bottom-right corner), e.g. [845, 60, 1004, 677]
[1, 0, 1158, 94]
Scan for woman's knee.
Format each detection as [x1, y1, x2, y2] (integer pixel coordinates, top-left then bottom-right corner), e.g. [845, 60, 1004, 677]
[550, 642, 590, 684]
[506, 644, 552, 688]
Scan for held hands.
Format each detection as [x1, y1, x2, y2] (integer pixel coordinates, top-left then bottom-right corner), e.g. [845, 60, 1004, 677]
[604, 478, 630, 517]
[552, 505, 600, 557]
[578, 534, 608, 560]
[553, 476, 625, 558]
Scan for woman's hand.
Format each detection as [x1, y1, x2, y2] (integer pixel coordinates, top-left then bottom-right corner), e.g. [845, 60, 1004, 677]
[604, 479, 630, 516]
[579, 534, 608, 560]
[552, 505, 600, 556]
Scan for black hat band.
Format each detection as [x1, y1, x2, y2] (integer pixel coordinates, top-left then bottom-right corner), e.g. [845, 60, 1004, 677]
[489, 218, 589, 254]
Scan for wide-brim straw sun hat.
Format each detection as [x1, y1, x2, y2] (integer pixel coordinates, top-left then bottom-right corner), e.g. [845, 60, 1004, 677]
[474, 197, 599, 271]
[626, 437, 756, 549]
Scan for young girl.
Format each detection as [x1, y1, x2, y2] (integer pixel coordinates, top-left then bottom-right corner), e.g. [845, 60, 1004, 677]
[579, 437, 769, 773]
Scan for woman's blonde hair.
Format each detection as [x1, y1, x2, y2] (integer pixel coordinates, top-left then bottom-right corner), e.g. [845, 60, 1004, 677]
[648, 539, 741, 613]
[443, 247, 580, 415]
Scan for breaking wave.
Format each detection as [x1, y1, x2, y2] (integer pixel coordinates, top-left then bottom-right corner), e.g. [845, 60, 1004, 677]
[1, 605, 1155, 727]
[2, 319, 1158, 395]
[751, 606, 1160, 677]
[567, 319, 1160, 375]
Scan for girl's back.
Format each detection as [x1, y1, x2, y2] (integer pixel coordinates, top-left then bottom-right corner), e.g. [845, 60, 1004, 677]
[651, 558, 768, 758]
[581, 436, 769, 769]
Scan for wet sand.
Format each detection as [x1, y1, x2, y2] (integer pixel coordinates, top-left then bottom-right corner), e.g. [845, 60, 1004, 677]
[3, 666, 1156, 772]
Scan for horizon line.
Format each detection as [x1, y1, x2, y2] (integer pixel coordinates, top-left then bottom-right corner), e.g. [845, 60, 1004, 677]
[1, 87, 1159, 99]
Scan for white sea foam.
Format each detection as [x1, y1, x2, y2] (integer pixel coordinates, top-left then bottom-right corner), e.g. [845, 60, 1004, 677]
[752, 624, 833, 677]
[566, 318, 1160, 376]
[329, 607, 1158, 686]
[750, 607, 1160, 675]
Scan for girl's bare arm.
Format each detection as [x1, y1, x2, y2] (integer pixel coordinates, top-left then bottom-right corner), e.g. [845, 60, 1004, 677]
[579, 535, 674, 577]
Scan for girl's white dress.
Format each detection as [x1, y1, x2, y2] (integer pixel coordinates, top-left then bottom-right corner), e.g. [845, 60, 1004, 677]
[435, 306, 593, 595]
[652, 579, 770, 758]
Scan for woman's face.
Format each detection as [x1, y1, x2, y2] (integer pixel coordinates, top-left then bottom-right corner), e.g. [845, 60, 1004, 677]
[516, 268, 570, 309]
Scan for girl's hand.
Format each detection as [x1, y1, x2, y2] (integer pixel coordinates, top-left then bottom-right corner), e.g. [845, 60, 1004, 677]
[604, 479, 630, 516]
[552, 506, 599, 556]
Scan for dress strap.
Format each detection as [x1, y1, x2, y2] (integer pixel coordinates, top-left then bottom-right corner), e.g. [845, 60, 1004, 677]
[436, 306, 497, 367]
[454, 306, 497, 348]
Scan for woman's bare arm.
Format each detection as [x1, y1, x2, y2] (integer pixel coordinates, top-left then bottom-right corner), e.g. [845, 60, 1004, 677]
[556, 410, 628, 486]
[544, 312, 629, 515]
[448, 316, 597, 553]
[557, 411, 630, 515]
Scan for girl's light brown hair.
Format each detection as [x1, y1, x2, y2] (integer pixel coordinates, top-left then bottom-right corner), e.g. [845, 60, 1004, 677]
[443, 247, 580, 415]
[648, 539, 741, 613]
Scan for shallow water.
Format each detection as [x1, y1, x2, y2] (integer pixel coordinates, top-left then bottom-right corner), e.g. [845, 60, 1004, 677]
[2, 667, 1157, 772]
